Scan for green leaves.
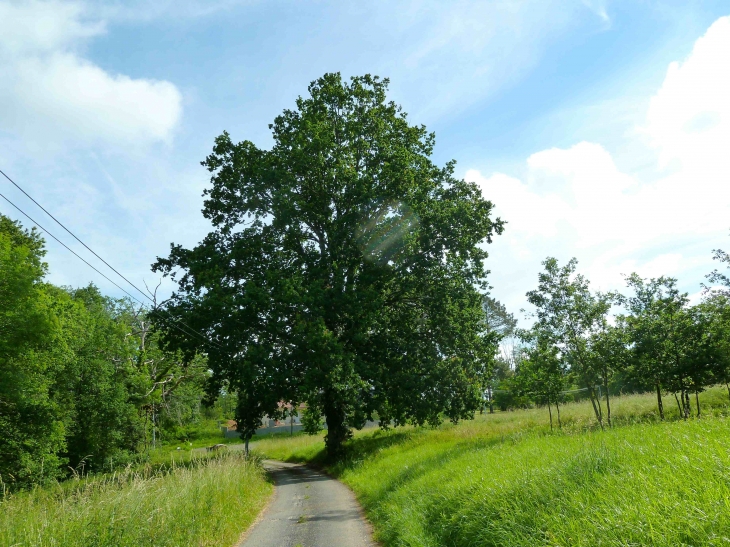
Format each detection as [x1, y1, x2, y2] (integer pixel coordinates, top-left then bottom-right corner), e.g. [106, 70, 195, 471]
[524, 257, 615, 427]
[1, 215, 208, 489]
[0, 216, 64, 487]
[155, 73, 503, 458]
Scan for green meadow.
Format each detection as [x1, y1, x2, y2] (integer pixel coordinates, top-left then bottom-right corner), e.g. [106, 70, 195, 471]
[254, 388, 730, 547]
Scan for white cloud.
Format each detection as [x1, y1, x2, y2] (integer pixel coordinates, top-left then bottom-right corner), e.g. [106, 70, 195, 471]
[644, 16, 730, 176]
[0, 0, 182, 147]
[471, 16, 730, 313]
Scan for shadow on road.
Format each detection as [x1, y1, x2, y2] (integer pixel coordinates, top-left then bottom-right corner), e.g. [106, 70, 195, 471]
[266, 464, 331, 486]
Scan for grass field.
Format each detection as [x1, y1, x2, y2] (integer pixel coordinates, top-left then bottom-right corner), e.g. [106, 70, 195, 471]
[0, 452, 272, 547]
[147, 425, 245, 466]
[254, 387, 730, 546]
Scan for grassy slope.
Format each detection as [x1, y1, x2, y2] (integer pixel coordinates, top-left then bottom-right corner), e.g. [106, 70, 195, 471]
[0, 453, 272, 547]
[255, 388, 730, 547]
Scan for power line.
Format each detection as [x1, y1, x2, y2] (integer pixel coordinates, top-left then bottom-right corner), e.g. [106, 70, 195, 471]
[1, 191, 146, 303]
[0, 175, 222, 350]
[0, 190, 211, 347]
[2, 168, 154, 304]
[0, 190, 216, 348]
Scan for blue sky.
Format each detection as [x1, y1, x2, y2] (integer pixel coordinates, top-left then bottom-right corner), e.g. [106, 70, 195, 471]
[1, 0, 729, 319]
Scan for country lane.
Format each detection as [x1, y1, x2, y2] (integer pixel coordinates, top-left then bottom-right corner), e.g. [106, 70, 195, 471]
[238, 460, 376, 547]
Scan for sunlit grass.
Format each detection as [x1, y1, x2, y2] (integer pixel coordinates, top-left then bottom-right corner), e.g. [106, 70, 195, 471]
[0, 452, 272, 547]
[254, 386, 730, 546]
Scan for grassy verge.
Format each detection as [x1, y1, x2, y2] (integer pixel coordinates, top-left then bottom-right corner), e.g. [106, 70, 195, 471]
[254, 387, 730, 546]
[0, 452, 272, 547]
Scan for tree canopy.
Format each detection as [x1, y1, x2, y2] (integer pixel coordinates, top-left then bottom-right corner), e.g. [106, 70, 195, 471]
[0, 215, 210, 490]
[154, 73, 504, 458]
[525, 257, 613, 428]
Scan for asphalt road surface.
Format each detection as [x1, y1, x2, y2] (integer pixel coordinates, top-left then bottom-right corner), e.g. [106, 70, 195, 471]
[239, 460, 375, 547]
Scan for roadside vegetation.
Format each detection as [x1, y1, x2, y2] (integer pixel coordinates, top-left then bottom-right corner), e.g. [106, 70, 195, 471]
[0, 452, 271, 547]
[0, 214, 241, 491]
[255, 388, 730, 546]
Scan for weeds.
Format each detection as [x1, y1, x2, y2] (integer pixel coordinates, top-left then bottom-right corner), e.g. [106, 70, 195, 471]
[0, 452, 271, 547]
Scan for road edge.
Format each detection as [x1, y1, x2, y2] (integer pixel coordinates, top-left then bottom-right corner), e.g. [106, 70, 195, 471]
[233, 462, 278, 547]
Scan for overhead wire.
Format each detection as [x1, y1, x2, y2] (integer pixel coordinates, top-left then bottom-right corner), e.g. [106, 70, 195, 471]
[1, 191, 146, 304]
[2, 167, 161, 304]
[0, 190, 217, 348]
[0, 171, 223, 350]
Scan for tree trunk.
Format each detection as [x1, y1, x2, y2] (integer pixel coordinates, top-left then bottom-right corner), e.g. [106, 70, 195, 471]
[587, 385, 604, 430]
[674, 392, 682, 417]
[547, 400, 553, 431]
[695, 390, 701, 418]
[655, 382, 664, 420]
[603, 377, 611, 428]
[726, 382, 730, 403]
[556, 400, 562, 429]
[152, 405, 157, 449]
[245, 437, 250, 457]
[594, 386, 604, 423]
[323, 392, 350, 461]
[679, 389, 687, 420]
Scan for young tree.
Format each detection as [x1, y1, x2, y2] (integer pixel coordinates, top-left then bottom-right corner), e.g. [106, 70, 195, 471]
[589, 320, 628, 427]
[525, 257, 611, 429]
[481, 297, 516, 413]
[680, 303, 719, 418]
[704, 244, 730, 404]
[153, 74, 503, 459]
[301, 404, 325, 435]
[699, 293, 730, 402]
[234, 389, 271, 456]
[619, 275, 698, 420]
[516, 331, 567, 430]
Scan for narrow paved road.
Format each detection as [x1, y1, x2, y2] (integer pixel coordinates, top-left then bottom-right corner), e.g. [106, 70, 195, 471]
[239, 460, 375, 547]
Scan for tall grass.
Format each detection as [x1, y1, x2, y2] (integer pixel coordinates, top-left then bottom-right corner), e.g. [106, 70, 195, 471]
[0, 452, 271, 547]
[255, 387, 730, 546]
[347, 418, 730, 546]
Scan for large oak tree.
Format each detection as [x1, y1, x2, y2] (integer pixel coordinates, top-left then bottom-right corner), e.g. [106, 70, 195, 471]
[154, 74, 503, 458]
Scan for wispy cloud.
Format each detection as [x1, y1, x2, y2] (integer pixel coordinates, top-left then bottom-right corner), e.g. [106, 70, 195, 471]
[375, 0, 609, 121]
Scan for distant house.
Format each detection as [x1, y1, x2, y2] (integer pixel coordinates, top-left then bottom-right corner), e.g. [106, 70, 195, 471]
[219, 402, 308, 438]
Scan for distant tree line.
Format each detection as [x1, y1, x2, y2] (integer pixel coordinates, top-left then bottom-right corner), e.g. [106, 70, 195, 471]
[0, 215, 209, 490]
[488, 253, 730, 431]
